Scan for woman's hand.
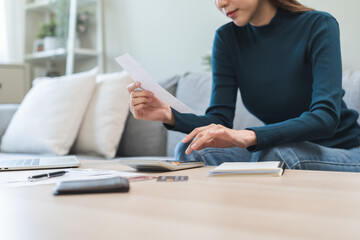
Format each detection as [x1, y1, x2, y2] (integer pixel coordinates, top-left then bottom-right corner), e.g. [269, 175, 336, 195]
[127, 82, 176, 125]
[182, 124, 257, 154]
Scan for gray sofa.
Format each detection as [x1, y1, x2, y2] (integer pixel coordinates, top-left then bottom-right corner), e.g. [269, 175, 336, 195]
[1, 71, 360, 159]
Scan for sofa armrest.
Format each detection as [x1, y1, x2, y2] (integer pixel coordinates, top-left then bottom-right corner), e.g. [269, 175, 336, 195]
[0, 104, 18, 140]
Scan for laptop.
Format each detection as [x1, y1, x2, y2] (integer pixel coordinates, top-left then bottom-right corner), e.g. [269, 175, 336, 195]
[0, 155, 80, 171]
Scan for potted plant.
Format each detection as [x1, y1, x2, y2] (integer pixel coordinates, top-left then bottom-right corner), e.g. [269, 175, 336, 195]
[202, 54, 212, 71]
[37, 20, 59, 51]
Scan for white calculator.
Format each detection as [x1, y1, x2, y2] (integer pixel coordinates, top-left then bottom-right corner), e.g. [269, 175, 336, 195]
[119, 158, 204, 171]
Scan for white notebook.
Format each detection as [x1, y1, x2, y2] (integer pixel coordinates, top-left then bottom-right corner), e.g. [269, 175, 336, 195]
[209, 161, 285, 177]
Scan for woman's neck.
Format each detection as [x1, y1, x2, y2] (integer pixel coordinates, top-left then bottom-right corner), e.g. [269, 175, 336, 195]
[250, 0, 277, 26]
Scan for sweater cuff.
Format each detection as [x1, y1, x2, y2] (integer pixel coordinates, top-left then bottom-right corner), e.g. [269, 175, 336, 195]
[245, 126, 275, 152]
[163, 108, 184, 132]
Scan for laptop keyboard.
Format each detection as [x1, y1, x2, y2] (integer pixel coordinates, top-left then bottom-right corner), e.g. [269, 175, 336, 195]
[0, 158, 40, 167]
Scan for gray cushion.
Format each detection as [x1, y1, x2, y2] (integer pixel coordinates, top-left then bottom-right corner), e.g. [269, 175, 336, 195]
[342, 70, 360, 124]
[2, 71, 359, 158]
[166, 71, 360, 156]
[116, 75, 179, 157]
[117, 113, 167, 157]
[167, 72, 263, 156]
[167, 72, 213, 156]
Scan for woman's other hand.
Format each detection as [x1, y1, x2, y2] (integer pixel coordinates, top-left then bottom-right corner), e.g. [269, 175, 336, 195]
[182, 124, 257, 154]
[127, 82, 176, 125]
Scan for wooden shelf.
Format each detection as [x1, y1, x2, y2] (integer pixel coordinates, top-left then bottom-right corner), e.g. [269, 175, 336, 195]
[25, 1, 53, 13]
[24, 0, 103, 75]
[25, 48, 99, 63]
[26, 0, 97, 12]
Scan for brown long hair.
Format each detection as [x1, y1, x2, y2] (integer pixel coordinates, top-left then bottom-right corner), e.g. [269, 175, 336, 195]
[269, 0, 314, 12]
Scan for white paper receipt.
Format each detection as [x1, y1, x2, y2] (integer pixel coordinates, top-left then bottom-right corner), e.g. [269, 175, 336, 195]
[115, 54, 194, 114]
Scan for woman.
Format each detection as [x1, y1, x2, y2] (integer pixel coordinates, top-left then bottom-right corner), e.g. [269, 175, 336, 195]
[127, 0, 360, 171]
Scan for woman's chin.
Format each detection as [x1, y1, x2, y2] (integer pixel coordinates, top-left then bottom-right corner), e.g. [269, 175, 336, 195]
[233, 19, 250, 27]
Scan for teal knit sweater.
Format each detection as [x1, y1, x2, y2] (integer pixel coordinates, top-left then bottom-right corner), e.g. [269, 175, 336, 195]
[165, 9, 360, 151]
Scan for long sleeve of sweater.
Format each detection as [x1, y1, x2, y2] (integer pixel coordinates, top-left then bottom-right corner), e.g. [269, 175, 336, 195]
[165, 10, 360, 151]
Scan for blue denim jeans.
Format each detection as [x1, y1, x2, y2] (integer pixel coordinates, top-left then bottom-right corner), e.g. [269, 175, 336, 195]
[175, 141, 360, 172]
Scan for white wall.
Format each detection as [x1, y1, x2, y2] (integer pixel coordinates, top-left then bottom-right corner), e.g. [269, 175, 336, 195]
[103, 0, 229, 80]
[104, 0, 360, 81]
[8, 0, 360, 78]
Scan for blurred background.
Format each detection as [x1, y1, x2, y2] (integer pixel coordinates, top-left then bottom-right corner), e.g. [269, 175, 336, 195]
[0, 0, 359, 83]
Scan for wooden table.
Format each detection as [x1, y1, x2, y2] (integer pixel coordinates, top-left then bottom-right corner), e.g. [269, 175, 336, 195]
[1, 160, 360, 240]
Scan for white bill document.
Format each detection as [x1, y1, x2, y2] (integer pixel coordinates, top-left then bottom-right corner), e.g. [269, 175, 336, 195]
[0, 168, 143, 188]
[115, 54, 194, 113]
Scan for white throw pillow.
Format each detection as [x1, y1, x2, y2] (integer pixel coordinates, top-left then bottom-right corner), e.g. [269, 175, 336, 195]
[72, 71, 133, 158]
[0, 68, 97, 155]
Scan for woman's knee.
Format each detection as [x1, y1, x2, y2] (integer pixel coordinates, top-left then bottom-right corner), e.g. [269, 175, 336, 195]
[251, 143, 303, 169]
[174, 141, 194, 161]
